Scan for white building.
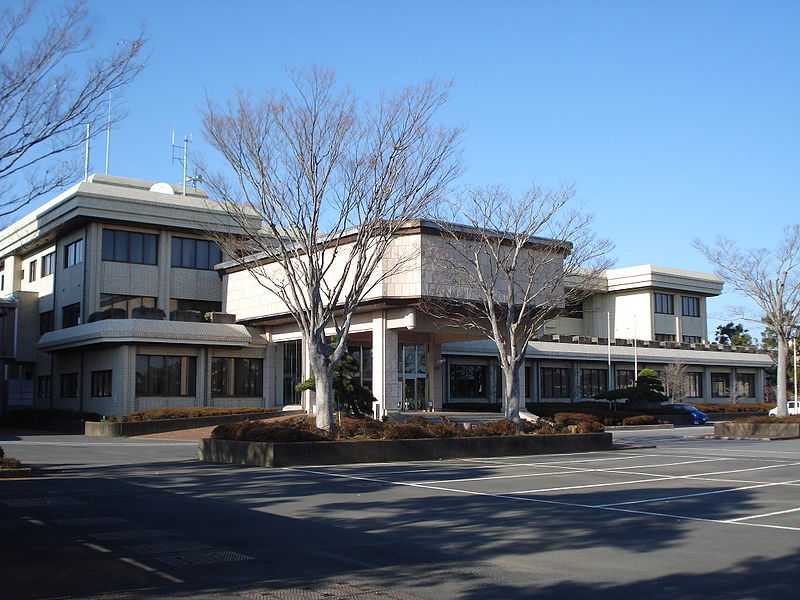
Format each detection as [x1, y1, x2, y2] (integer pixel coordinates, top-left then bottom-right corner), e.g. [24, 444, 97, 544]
[0, 176, 772, 416]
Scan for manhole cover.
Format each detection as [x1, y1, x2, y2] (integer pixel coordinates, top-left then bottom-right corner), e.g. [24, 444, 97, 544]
[124, 541, 211, 555]
[155, 550, 253, 567]
[90, 529, 169, 541]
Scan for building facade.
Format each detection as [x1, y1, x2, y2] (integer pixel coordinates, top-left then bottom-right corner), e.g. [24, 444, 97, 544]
[0, 176, 772, 416]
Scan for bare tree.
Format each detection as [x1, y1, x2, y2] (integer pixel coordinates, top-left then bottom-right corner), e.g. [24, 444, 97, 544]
[729, 380, 748, 404]
[426, 185, 613, 422]
[662, 362, 689, 401]
[694, 225, 800, 416]
[0, 0, 145, 217]
[201, 67, 462, 431]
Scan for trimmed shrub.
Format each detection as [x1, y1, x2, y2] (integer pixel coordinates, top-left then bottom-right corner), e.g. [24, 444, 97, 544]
[576, 421, 605, 433]
[212, 420, 330, 443]
[382, 422, 429, 439]
[731, 415, 800, 424]
[1, 457, 22, 469]
[336, 418, 386, 439]
[472, 419, 526, 437]
[622, 415, 660, 426]
[114, 406, 276, 422]
[554, 412, 600, 425]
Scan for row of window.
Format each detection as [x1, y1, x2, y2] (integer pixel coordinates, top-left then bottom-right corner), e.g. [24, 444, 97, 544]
[654, 293, 701, 317]
[654, 334, 703, 343]
[38, 356, 265, 399]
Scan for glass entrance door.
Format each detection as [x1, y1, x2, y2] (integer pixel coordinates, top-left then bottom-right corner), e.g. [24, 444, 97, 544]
[399, 344, 427, 410]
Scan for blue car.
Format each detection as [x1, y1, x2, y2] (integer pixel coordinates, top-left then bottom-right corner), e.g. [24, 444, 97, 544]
[662, 403, 709, 425]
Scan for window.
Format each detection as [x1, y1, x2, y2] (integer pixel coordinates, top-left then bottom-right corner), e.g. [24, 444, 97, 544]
[449, 365, 488, 398]
[687, 372, 703, 398]
[62, 303, 80, 328]
[169, 298, 222, 317]
[211, 358, 263, 397]
[564, 302, 583, 319]
[60, 373, 78, 398]
[41, 251, 55, 277]
[102, 229, 158, 265]
[711, 373, 729, 398]
[616, 369, 635, 389]
[541, 367, 571, 398]
[681, 296, 700, 317]
[280, 340, 302, 405]
[37, 375, 52, 399]
[99, 294, 157, 318]
[39, 310, 54, 335]
[91, 370, 112, 397]
[736, 373, 756, 398]
[682, 335, 702, 343]
[654, 293, 674, 314]
[136, 355, 196, 396]
[580, 369, 607, 397]
[64, 239, 83, 268]
[350, 345, 373, 389]
[28, 260, 36, 282]
[171, 237, 222, 270]
[655, 333, 676, 341]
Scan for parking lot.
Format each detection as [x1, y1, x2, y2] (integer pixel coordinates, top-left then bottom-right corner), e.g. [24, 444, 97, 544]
[2, 427, 800, 599]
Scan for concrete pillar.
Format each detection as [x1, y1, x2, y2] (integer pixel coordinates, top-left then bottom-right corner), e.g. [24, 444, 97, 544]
[428, 342, 443, 411]
[530, 360, 540, 403]
[197, 347, 208, 407]
[675, 315, 682, 343]
[756, 368, 765, 403]
[571, 361, 581, 401]
[158, 231, 171, 316]
[703, 366, 712, 402]
[372, 311, 399, 414]
[263, 341, 275, 408]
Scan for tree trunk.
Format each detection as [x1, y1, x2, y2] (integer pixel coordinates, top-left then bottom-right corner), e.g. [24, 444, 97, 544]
[503, 361, 524, 422]
[776, 337, 789, 417]
[310, 355, 335, 432]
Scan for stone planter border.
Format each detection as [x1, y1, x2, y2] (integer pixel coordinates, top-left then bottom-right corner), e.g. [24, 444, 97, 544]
[85, 410, 299, 437]
[714, 422, 800, 438]
[198, 432, 613, 468]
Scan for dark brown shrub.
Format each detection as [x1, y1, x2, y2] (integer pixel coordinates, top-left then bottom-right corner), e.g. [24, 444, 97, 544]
[382, 422, 429, 439]
[0, 457, 22, 469]
[406, 415, 432, 427]
[576, 421, 605, 433]
[211, 420, 330, 442]
[472, 420, 523, 437]
[335, 418, 385, 440]
[622, 415, 660, 426]
[426, 420, 472, 438]
[123, 406, 275, 422]
[554, 412, 599, 425]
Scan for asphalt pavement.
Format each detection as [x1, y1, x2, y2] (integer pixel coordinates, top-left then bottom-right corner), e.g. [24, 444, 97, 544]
[2, 425, 800, 599]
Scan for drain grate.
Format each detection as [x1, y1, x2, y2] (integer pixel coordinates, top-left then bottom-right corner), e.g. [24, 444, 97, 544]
[155, 550, 253, 567]
[54, 517, 129, 526]
[1, 497, 85, 507]
[90, 529, 169, 541]
[124, 541, 212, 555]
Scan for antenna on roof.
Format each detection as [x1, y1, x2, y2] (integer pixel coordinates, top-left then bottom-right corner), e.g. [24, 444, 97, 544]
[83, 123, 91, 182]
[104, 92, 111, 175]
[171, 132, 202, 196]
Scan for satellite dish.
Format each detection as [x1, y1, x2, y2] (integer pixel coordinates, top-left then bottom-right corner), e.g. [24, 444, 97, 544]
[149, 182, 175, 195]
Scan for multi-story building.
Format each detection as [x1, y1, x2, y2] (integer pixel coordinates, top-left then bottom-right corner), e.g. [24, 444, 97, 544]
[0, 176, 773, 416]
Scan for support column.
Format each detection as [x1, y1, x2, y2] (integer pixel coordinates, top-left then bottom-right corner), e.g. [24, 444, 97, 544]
[263, 341, 275, 408]
[372, 312, 399, 415]
[703, 366, 712, 402]
[571, 361, 581, 402]
[428, 342, 443, 411]
[158, 231, 171, 316]
[197, 347, 208, 407]
[756, 368, 765, 403]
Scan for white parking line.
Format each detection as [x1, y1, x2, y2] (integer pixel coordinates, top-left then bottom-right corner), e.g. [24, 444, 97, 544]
[286, 463, 800, 534]
[595, 479, 800, 507]
[726, 506, 800, 522]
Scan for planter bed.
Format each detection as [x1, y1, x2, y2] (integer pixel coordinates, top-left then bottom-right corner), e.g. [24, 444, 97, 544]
[707, 412, 768, 422]
[0, 468, 32, 478]
[605, 424, 674, 431]
[198, 432, 613, 467]
[714, 422, 800, 438]
[86, 411, 301, 437]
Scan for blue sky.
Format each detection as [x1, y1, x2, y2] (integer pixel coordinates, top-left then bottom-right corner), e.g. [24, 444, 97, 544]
[34, 1, 800, 335]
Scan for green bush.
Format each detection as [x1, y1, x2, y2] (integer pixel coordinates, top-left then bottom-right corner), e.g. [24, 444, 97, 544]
[622, 415, 660, 426]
